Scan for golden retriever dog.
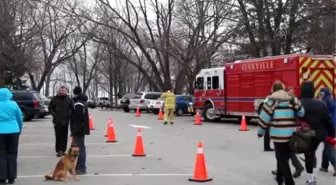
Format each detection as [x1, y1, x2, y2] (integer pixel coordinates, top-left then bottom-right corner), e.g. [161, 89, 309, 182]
[44, 146, 80, 181]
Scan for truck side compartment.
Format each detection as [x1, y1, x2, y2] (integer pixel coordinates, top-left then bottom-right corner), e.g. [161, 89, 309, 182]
[224, 56, 298, 117]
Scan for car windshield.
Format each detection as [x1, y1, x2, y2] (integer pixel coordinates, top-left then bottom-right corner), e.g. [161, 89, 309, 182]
[122, 94, 134, 99]
[144, 93, 162, 100]
[133, 92, 143, 99]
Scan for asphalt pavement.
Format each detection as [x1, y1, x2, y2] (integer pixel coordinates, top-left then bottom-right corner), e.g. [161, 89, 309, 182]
[17, 109, 334, 185]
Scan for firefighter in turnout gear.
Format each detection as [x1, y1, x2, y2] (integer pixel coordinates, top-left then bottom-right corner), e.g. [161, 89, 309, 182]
[161, 90, 176, 125]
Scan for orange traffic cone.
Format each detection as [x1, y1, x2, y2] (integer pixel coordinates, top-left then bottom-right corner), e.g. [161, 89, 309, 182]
[106, 118, 117, 143]
[89, 114, 95, 130]
[105, 118, 113, 137]
[194, 111, 202, 125]
[157, 108, 163, 120]
[135, 107, 141, 117]
[239, 115, 249, 131]
[132, 128, 146, 157]
[189, 142, 213, 182]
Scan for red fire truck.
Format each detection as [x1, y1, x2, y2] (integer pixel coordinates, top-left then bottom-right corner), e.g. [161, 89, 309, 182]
[194, 54, 336, 122]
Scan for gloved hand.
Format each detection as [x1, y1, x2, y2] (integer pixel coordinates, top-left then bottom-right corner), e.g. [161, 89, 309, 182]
[258, 134, 263, 138]
[325, 137, 336, 146]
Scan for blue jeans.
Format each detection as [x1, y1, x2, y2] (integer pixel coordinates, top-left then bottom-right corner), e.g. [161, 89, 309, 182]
[73, 136, 86, 172]
[321, 141, 336, 169]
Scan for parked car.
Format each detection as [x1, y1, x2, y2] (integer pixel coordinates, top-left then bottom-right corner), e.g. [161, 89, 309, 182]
[11, 90, 47, 121]
[38, 94, 51, 118]
[87, 99, 97, 108]
[175, 95, 195, 116]
[119, 93, 135, 112]
[147, 98, 164, 114]
[129, 92, 162, 112]
[97, 97, 111, 109]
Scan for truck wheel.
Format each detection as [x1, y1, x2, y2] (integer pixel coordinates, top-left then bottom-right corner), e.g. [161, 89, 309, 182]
[202, 104, 220, 122]
[100, 104, 104, 109]
[123, 107, 130, 112]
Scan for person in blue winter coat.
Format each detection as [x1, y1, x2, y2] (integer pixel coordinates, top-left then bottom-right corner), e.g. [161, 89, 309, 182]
[0, 86, 23, 184]
[318, 87, 336, 176]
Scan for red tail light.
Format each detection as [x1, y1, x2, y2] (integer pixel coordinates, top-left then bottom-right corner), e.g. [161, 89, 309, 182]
[33, 101, 39, 108]
[140, 99, 144, 103]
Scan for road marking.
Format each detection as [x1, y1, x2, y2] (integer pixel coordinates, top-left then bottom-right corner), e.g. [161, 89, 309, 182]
[18, 173, 192, 178]
[19, 154, 153, 159]
[128, 124, 152, 129]
[20, 142, 120, 146]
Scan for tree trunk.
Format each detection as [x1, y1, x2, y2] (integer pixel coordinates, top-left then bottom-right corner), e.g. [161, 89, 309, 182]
[45, 71, 52, 97]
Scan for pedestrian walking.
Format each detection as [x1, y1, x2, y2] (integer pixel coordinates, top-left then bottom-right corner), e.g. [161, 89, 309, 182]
[0, 85, 23, 184]
[48, 86, 74, 157]
[257, 80, 305, 185]
[161, 90, 176, 125]
[299, 82, 335, 184]
[70, 86, 90, 175]
[271, 87, 305, 178]
[317, 87, 336, 176]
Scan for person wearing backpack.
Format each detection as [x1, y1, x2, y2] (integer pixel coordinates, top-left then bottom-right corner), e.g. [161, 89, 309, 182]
[298, 82, 335, 184]
[270, 87, 305, 179]
[258, 81, 305, 185]
[318, 87, 336, 176]
[70, 86, 90, 175]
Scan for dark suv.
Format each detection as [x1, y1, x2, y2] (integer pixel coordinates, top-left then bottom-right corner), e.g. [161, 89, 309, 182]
[11, 90, 47, 121]
[119, 93, 135, 112]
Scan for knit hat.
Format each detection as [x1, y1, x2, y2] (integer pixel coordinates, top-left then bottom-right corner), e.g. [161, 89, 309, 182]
[73, 86, 82, 95]
[300, 81, 315, 98]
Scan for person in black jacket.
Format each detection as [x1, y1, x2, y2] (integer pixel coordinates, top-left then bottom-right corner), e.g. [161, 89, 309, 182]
[299, 81, 335, 185]
[48, 86, 74, 157]
[70, 86, 90, 175]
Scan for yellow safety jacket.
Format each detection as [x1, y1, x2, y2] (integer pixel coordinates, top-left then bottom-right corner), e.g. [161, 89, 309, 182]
[161, 91, 176, 109]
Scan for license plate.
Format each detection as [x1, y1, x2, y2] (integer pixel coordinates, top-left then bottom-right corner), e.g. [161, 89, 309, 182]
[188, 106, 194, 112]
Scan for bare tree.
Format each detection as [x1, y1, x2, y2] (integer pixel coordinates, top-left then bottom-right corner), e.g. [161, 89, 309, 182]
[235, 0, 335, 57]
[27, 0, 90, 95]
[68, 42, 102, 93]
[0, 0, 40, 88]
[171, 0, 238, 93]
[79, 0, 176, 92]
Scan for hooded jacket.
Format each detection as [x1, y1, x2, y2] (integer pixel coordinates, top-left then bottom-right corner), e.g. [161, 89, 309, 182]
[258, 89, 305, 143]
[299, 82, 335, 141]
[48, 91, 73, 125]
[319, 87, 336, 127]
[0, 88, 23, 134]
[70, 91, 90, 136]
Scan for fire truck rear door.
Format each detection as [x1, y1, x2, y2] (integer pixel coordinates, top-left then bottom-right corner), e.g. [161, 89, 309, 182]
[300, 58, 335, 97]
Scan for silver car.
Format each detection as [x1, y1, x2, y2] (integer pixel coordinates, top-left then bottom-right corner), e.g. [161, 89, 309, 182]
[128, 92, 162, 112]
